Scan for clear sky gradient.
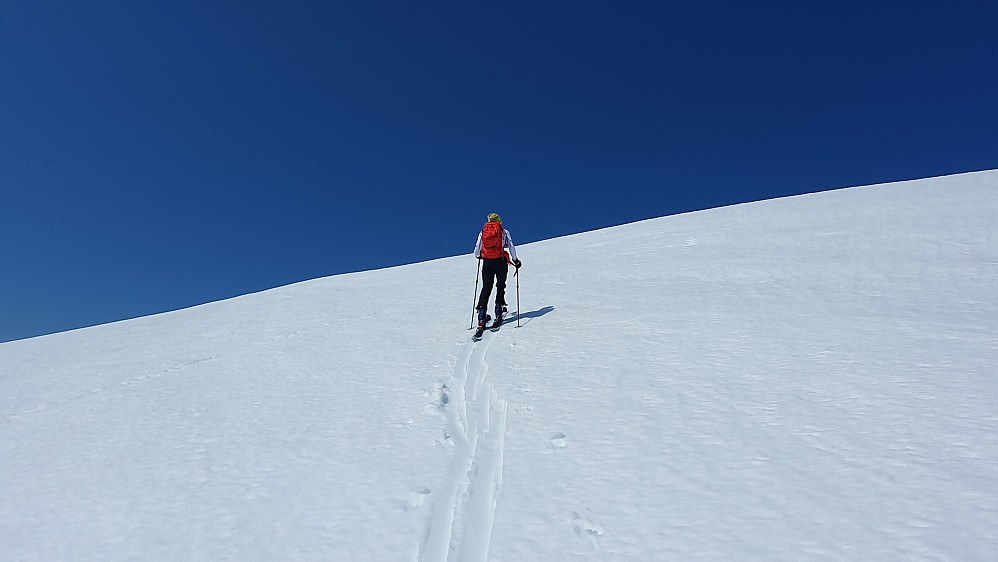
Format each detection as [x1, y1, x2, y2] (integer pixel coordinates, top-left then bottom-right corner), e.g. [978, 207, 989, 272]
[2, 1, 996, 342]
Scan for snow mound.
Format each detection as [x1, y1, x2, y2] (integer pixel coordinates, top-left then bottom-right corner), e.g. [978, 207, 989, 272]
[3, 170, 997, 560]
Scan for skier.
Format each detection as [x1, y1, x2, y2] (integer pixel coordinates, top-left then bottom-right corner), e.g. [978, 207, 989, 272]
[474, 213, 521, 333]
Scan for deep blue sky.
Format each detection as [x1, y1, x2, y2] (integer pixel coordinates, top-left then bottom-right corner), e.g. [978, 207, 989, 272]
[2, 1, 996, 342]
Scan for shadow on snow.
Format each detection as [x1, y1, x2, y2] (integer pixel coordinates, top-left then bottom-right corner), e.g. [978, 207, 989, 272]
[511, 306, 554, 326]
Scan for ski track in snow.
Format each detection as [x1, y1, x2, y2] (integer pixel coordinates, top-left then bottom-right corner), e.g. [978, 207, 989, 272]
[420, 325, 508, 562]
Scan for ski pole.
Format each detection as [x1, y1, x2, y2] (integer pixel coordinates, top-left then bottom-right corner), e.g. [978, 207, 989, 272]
[470, 258, 481, 329]
[515, 265, 520, 327]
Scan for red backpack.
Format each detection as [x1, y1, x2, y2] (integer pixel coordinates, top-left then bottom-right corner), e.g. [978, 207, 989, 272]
[481, 222, 505, 259]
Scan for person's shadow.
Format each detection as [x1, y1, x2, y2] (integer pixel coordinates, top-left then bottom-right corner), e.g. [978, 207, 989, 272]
[510, 306, 554, 326]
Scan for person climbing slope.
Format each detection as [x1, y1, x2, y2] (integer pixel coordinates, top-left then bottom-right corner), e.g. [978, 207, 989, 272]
[473, 213, 521, 334]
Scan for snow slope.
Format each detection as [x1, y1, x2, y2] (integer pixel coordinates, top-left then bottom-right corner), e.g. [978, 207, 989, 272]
[2, 171, 997, 560]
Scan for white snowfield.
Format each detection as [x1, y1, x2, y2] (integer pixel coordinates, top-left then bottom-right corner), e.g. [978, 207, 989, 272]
[2, 171, 997, 561]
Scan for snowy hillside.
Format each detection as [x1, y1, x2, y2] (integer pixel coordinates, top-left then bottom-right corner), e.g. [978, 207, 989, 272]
[2, 171, 997, 561]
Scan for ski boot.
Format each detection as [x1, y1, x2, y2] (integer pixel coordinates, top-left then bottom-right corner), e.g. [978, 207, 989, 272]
[473, 308, 491, 341]
[492, 304, 507, 331]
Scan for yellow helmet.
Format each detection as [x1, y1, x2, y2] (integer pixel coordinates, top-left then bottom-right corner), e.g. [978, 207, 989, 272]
[487, 213, 502, 223]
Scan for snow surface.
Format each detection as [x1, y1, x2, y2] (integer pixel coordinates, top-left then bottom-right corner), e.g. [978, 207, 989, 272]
[2, 171, 997, 561]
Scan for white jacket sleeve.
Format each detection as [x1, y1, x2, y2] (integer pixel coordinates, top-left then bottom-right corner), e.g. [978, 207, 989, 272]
[473, 232, 483, 258]
[504, 229, 517, 262]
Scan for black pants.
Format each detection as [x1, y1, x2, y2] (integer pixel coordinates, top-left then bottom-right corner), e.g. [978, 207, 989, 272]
[477, 257, 508, 310]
